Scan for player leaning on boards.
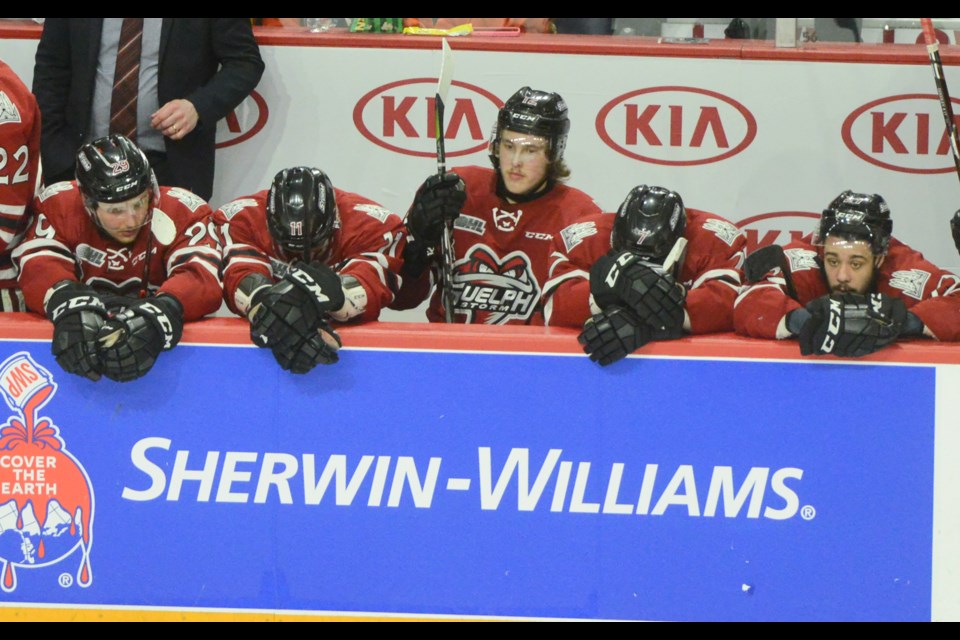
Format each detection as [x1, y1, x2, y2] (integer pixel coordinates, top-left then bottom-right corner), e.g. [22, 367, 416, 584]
[734, 191, 960, 356]
[13, 134, 222, 381]
[0, 59, 43, 312]
[394, 86, 603, 324]
[214, 167, 406, 373]
[542, 185, 746, 366]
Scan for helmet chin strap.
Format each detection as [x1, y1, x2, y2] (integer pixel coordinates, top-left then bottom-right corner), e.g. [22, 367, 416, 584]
[495, 173, 554, 204]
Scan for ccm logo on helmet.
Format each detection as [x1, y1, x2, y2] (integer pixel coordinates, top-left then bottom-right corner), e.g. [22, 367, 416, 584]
[842, 94, 960, 174]
[596, 86, 757, 166]
[736, 211, 820, 254]
[353, 79, 502, 158]
[216, 90, 269, 149]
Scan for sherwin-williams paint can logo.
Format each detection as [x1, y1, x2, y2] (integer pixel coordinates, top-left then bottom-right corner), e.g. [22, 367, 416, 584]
[353, 79, 503, 157]
[842, 93, 960, 174]
[596, 86, 757, 166]
[0, 352, 94, 592]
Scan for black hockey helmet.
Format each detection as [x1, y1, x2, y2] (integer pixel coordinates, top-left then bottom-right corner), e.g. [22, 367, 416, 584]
[611, 185, 687, 262]
[266, 167, 338, 260]
[815, 190, 892, 255]
[488, 86, 570, 170]
[76, 134, 158, 219]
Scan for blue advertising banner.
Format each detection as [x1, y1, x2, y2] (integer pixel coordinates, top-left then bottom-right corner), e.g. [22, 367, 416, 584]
[0, 340, 936, 621]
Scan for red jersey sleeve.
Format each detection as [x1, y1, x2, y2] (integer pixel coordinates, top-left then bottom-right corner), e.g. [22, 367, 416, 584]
[214, 191, 272, 316]
[879, 239, 960, 342]
[330, 191, 406, 323]
[0, 61, 43, 291]
[681, 211, 746, 334]
[542, 215, 610, 327]
[152, 188, 223, 321]
[734, 243, 828, 339]
[12, 183, 84, 315]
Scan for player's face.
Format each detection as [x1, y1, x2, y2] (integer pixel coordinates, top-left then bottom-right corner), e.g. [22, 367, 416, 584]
[95, 190, 152, 245]
[498, 130, 550, 197]
[823, 237, 880, 294]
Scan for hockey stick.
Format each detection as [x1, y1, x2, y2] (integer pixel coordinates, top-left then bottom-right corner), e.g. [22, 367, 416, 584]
[743, 244, 798, 300]
[920, 19, 960, 258]
[920, 18, 960, 185]
[435, 38, 457, 322]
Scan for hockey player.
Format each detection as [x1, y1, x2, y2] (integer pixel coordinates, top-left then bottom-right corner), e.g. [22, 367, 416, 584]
[734, 190, 960, 356]
[395, 85, 602, 325]
[0, 60, 43, 311]
[14, 134, 222, 382]
[214, 166, 406, 373]
[542, 185, 746, 366]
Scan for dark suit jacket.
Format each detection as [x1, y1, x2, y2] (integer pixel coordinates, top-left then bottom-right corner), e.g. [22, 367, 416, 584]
[32, 18, 265, 201]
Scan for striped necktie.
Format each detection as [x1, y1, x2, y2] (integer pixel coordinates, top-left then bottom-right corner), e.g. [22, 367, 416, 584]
[109, 18, 144, 141]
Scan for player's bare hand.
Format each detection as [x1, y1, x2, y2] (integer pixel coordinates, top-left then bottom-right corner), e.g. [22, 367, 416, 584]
[151, 99, 199, 140]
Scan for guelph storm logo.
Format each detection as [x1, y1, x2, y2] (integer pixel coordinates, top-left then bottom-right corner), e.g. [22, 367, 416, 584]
[0, 353, 94, 592]
[453, 246, 540, 324]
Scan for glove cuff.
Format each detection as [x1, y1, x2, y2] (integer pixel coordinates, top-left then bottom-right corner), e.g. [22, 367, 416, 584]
[44, 281, 107, 321]
[785, 308, 812, 336]
[902, 311, 925, 337]
[236, 273, 274, 318]
[136, 295, 185, 350]
[401, 239, 433, 278]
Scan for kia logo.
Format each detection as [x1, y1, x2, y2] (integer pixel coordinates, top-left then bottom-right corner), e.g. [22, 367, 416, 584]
[737, 211, 820, 253]
[596, 86, 757, 166]
[354, 79, 503, 157]
[842, 93, 960, 174]
[216, 90, 269, 149]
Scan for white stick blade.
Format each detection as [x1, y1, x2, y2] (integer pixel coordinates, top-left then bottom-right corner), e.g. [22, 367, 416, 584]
[437, 38, 454, 103]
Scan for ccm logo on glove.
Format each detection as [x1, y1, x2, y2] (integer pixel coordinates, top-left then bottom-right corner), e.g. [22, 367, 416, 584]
[50, 296, 105, 322]
[604, 252, 636, 289]
[288, 269, 331, 305]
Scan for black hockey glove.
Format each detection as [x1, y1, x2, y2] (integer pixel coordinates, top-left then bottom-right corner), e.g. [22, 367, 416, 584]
[45, 281, 109, 381]
[286, 261, 346, 316]
[268, 321, 342, 373]
[249, 263, 344, 348]
[247, 265, 345, 371]
[590, 251, 686, 332]
[405, 172, 466, 247]
[797, 292, 906, 358]
[578, 305, 652, 367]
[96, 294, 185, 382]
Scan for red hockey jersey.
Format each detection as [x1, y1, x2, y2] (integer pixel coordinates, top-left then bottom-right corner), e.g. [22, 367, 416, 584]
[14, 182, 222, 320]
[0, 60, 42, 307]
[402, 165, 602, 325]
[214, 188, 405, 322]
[733, 237, 960, 341]
[543, 208, 746, 332]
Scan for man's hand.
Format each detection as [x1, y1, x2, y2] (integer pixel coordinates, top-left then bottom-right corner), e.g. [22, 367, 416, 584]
[151, 98, 199, 140]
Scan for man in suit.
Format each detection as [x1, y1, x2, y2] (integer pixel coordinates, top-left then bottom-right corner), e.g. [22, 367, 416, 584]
[32, 18, 264, 201]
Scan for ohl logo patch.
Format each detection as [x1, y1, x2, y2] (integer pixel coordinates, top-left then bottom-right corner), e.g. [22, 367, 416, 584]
[453, 246, 539, 324]
[0, 352, 94, 593]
